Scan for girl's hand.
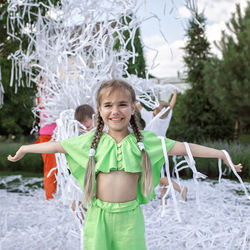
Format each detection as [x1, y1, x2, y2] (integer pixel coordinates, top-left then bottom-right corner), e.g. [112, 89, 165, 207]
[231, 163, 243, 173]
[222, 154, 243, 173]
[7, 146, 26, 162]
[236, 164, 243, 172]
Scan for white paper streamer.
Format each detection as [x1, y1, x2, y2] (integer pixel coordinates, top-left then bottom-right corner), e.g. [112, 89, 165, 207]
[3, 1, 249, 248]
[1, 174, 250, 249]
[159, 136, 181, 222]
[0, 65, 4, 107]
[5, 0, 195, 126]
[222, 150, 250, 200]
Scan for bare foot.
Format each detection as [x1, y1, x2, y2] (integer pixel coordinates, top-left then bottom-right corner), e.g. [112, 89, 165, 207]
[181, 187, 188, 201]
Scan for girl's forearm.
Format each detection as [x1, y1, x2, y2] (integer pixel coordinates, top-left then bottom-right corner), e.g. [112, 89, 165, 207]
[169, 142, 225, 160]
[8, 141, 66, 162]
[185, 143, 241, 170]
[188, 143, 225, 159]
[168, 141, 242, 173]
[22, 142, 66, 154]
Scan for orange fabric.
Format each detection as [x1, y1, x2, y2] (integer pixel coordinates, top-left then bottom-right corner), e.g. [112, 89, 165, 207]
[35, 134, 57, 200]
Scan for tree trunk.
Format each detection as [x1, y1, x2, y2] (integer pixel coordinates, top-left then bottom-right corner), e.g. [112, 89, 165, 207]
[233, 120, 239, 141]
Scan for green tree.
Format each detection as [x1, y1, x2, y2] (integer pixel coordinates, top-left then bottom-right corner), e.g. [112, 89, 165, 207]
[0, 1, 35, 136]
[204, 3, 250, 139]
[0, 0, 61, 137]
[114, 14, 146, 78]
[168, 12, 233, 141]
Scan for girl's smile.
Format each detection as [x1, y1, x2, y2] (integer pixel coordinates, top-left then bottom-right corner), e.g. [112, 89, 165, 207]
[98, 88, 135, 139]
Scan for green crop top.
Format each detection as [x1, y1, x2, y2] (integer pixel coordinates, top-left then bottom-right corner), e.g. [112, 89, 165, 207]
[61, 130, 175, 204]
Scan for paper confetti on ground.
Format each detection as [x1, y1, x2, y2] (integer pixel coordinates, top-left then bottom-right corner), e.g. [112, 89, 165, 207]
[0, 176, 249, 250]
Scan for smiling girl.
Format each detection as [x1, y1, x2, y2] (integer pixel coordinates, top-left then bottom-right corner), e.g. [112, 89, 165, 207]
[8, 79, 242, 250]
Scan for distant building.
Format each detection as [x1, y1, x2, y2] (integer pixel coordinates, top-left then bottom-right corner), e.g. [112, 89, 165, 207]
[156, 76, 191, 101]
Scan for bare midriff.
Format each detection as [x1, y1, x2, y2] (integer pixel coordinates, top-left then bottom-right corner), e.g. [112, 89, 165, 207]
[96, 170, 140, 203]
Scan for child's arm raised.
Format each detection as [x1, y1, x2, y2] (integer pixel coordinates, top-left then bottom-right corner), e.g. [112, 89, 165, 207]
[168, 141, 243, 172]
[169, 90, 178, 110]
[7, 142, 66, 162]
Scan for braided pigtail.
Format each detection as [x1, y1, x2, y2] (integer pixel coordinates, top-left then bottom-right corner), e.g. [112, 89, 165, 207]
[130, 115, 153, 197]
[83, 113, 104, 205]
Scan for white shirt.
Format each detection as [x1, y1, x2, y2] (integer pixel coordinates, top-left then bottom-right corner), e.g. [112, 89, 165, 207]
[141, 108, 173, 137]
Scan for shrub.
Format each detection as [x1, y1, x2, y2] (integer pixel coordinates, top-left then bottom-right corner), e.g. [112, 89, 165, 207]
[0, 142, 43, 173]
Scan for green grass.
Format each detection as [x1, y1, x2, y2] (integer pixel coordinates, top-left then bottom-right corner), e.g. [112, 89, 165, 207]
[0, 142, 43, 173]
[0, 171, 43, 177]
[233, 189, 249, 196]
[238, 133, 250, 144]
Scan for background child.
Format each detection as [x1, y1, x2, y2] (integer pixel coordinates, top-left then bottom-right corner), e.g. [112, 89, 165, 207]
[8, 79, 242, 250]
[137, 90, 188, 202]
[74, 104, 96, 133]
[137, 90, 177, 135]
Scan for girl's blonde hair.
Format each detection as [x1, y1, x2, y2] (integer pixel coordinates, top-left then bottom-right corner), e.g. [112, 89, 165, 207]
[83, 79, 154, 205]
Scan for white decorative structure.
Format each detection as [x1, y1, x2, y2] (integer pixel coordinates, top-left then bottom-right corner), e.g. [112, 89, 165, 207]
[5, 0, 249, 230]
[6, 0, 190, 122]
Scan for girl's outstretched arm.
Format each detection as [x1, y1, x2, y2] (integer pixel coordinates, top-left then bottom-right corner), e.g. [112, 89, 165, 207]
[7, 142, 66, 162]
[168, 141, 243, 172]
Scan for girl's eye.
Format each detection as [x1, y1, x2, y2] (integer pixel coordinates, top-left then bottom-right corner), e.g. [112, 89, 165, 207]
[104, 104, 111, 108]
[120, 103, 128, 106]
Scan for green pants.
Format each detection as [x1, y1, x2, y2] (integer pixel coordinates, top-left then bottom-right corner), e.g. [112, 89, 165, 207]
[84, 198, 147, 250]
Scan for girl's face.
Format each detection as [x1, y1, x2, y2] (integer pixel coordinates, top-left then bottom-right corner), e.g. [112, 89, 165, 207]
[98, 87, 135, 135]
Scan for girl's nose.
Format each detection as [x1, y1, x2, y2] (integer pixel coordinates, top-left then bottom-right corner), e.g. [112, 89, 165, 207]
[113, 111, 119, 115]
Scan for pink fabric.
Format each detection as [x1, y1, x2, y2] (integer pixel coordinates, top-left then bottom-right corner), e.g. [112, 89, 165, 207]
[39, 122, 56, 135]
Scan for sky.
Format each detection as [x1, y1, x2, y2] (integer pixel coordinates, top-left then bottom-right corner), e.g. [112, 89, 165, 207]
[138, 0, 249, 78]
